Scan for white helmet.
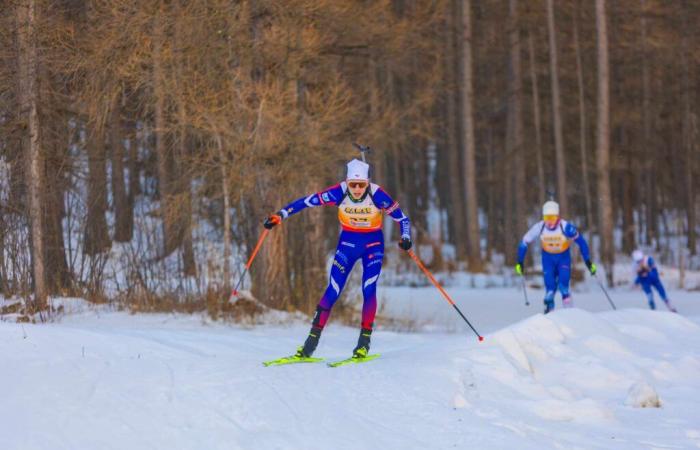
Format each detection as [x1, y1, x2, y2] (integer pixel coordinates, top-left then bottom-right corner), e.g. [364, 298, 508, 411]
[632, 249, 644, 262]
[346, 159, 369, 181]
[542, 201, 560, 217]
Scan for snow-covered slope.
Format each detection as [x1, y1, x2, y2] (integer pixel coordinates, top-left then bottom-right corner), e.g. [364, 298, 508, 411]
[1, 294, 699, 450]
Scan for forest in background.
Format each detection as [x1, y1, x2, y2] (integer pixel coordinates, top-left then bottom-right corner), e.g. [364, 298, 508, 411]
[1, 0, 698, 314]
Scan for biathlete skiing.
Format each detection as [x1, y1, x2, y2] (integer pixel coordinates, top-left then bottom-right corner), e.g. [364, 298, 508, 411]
[263, 155, 412, 364]
[515, 200, 597, 314]
[631, 249, 677, 312]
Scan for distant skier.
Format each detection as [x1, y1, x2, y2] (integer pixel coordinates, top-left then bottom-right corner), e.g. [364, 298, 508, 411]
[264, 158, 412, 359]
[515, 201, 596, 314]
[631, 249, 677, 312]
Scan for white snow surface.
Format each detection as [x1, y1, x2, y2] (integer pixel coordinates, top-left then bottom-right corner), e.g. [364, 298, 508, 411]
[1, 288, 700, 450]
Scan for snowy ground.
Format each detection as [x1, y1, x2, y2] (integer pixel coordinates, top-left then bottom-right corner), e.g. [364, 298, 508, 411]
[1, 286, 699, 450]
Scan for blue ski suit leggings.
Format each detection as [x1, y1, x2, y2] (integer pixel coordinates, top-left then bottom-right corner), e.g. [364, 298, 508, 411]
[314, 230, 384, 330]
[640, 279, 668, 309]
[542, 250, 571, 307]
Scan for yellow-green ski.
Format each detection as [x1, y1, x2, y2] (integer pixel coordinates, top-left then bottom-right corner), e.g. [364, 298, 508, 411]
[262, 355, 324, 367]
[327, 353, 380, 367]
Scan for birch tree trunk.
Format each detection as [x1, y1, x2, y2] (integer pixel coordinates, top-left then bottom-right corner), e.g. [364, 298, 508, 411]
[596, 0, 614, 285]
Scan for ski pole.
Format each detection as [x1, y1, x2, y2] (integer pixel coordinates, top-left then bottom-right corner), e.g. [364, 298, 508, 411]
[593, 273, 617, 310]
[519, 274, 530, 306]
[230, 228, 270, 301]
[407, 249, 484, 341]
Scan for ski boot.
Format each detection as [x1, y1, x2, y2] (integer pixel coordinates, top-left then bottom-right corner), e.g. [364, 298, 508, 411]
[544, 300, 554, 314]
[352, 328, 372, 358]
[295, 326, 323, 358]
[562, 295, 573, 308]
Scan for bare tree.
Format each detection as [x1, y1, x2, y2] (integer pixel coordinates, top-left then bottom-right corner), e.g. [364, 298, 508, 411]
[460, 0, 482, 270]
[596, 0, 614, 284]
[445, 0, 467, 261]
[527, 30, 546, 206]
[573, 11, 594, 231]
[507, 0, 526, 247]
[546, 0, 568, 214]
[17, 0, 47, 308]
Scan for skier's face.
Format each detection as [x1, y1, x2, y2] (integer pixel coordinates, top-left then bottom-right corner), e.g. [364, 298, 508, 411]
[348, 180, 368, 199]
[543, 215, 559, 229]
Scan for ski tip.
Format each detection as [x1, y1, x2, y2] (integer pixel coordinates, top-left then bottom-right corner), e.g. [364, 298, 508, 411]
[478, 336, 484, 342]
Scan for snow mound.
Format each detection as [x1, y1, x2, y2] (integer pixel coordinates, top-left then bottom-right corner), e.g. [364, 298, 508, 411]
[625, 380, 661, 408]
[462, 308, 699, 431]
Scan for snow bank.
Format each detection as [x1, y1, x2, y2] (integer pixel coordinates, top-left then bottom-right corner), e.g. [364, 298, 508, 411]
[0, 306, 699, 450]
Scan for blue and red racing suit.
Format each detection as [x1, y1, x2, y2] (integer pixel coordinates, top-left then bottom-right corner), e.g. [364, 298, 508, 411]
[517, 219, 591, 310]
[633, 255, 669, 309]
[277, 182, 411, 330]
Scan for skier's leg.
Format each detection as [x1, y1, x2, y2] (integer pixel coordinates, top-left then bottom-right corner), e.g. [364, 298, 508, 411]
[542, 253, 557, 313]
[298, 237, 360, 356]
[653, 279, 676, 312]
[641, 283, 655, 309]
[559, 254, 572, 308]
[354, 238, 384, 356]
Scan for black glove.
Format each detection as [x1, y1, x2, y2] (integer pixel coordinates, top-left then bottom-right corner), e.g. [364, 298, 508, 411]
[263, 214, 282, 229]
[398, 236, 412, 251]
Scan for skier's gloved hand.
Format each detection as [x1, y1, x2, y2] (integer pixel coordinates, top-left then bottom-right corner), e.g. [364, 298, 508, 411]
[515, 263, 524, 276]
[263, 214, 282, 229]
[398, 236, 412, 251]
[585, 260, 597, 275]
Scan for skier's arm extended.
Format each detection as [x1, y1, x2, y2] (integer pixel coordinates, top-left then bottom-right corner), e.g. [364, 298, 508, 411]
[372, 187, 411, 239]
[264, 184, 345, 228]
[562, 222, 591, 262]
[280, 184, 345, 219]
[562, 222, 596, 274]
[517, 222, 543, 265]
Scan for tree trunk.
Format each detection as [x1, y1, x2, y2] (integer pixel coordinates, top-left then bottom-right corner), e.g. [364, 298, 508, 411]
[527, 30, 546, 206]
[174, 4, 196, 277]
[215, 134, 231, 290]
[639, 0, 659, 247]
[43, 125, 72, 293]
[110, 97, 133, 242]
[596, 0, 614, 285]
[687, 113, 697, 255]
[679, 5, 696, 255]
[153, 7, 180, 258]
[546, 0, 568, 214]
[622, 164, 636, 253]
[507, 0, 526, 256]
[17, 0, 47, 308]
[84, 126, 111, 255]
[460, 0, 482, 270]
[573, 14, 594, 231]
[446, 0, 467, 261]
